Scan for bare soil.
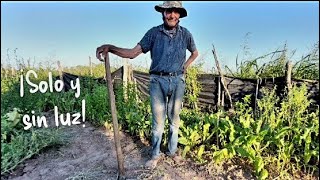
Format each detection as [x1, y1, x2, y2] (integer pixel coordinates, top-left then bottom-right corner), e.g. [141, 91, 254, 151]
[1, 112, 260, 180]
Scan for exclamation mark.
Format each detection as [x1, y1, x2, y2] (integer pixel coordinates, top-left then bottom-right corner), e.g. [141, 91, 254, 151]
[82, 99, 86, 127]
[20, 69, 24, 97]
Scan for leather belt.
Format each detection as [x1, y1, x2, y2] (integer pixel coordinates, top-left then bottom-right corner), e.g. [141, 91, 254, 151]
[150, 72, 181, 76]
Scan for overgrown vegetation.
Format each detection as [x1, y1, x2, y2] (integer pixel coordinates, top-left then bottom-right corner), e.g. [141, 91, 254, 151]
[225, 41, 319, 80]
[1, 45, 319, 179]
[1, 69, 66, 174]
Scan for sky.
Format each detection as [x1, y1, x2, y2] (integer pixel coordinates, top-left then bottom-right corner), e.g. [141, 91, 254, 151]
[1, 1, 319, 72]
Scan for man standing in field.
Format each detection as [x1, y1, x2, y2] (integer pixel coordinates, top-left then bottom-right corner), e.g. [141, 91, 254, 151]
[96, 1, 198, 170]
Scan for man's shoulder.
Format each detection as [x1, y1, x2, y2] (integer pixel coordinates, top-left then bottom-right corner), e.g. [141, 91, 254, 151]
[147, 24, 162, 32]
[178, 25, 191, 34]
[142, 25, 161, 37]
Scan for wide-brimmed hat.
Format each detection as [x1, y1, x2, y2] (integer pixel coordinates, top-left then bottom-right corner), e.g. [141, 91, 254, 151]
[155, 1, 187, 18]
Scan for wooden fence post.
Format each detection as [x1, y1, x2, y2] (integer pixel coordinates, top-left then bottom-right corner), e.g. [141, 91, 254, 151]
[286, 61, 292, 91]
[221, 90, 225, 107]
[128, 64, 133, 83]
[5, 68, 8, 80]
[212, 44, 233, 109]
[57, 61, 64, 91]
[217, 76, 221, 108]
[123, 59, 129, 85]
[254, 78, 260, 121]
[89, 56, 93, 76]
[11, 67, 15, 77]
[272, 77, 275, 84]
[133, 77, 140, 102]
[122, 59, 129, 100]
[57, 61, 62, 79]
[1, 64, 7, 80]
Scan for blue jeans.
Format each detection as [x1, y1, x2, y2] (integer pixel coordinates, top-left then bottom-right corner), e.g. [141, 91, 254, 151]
[149, 74, 186, 159]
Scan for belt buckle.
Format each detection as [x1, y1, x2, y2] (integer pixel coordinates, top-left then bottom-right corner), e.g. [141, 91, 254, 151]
[169, 72, 176, 76]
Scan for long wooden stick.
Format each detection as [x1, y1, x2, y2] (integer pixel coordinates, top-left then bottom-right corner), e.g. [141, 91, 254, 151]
[212, 45, 233, 109]
[104, 54, 125, 178]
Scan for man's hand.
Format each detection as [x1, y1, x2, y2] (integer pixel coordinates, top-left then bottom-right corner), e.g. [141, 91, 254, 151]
[96, 44, 110, 61]
[183, 64, 188, 75]
[96, 44, 143, 61]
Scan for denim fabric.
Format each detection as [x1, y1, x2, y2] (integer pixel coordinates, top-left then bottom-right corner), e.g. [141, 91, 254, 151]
[138, 24, 197, 74]
[149, 74, 186, 158]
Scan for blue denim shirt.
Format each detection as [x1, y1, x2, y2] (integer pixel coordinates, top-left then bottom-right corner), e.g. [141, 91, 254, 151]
[138, 24, 197, 74]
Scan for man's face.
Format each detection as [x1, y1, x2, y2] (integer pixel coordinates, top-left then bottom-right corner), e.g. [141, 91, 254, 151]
[163, 8, 181, 28]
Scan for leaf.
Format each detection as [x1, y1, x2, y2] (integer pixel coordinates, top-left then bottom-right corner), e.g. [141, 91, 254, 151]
[301, 128, 311, 141]
[247, 147, 256, 158]
[274, 127, 291, 140]
[203, 123, 210, 140]
[197, 145, 205, 160]
[258, 128, 269, 138]
[226, 118, 235, 142]
[182, 146, 191, 158]
[212, 148, 229, 163]
[236, 147, 251, 158]
[232, 136, 246, 146]
[190, 130, 201, 145]
[254, 157, 264, 173]
[304, 145, 312, 164]
[5, 108, 21, 127]
[246, 135, 257, 146]
[258, 169, 268, 180]
[178, 137, 190, 146]
[227, 146, 236, 157]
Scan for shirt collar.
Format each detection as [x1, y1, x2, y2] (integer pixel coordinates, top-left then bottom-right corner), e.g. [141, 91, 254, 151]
[159, 24, 182, 32]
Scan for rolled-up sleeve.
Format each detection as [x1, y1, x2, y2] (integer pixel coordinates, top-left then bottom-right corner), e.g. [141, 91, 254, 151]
[138, 28, 155, 54]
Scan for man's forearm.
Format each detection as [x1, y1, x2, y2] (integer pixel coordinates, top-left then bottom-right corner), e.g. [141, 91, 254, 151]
[96, 44, 142, 61]
[108, 45, 135, 59]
